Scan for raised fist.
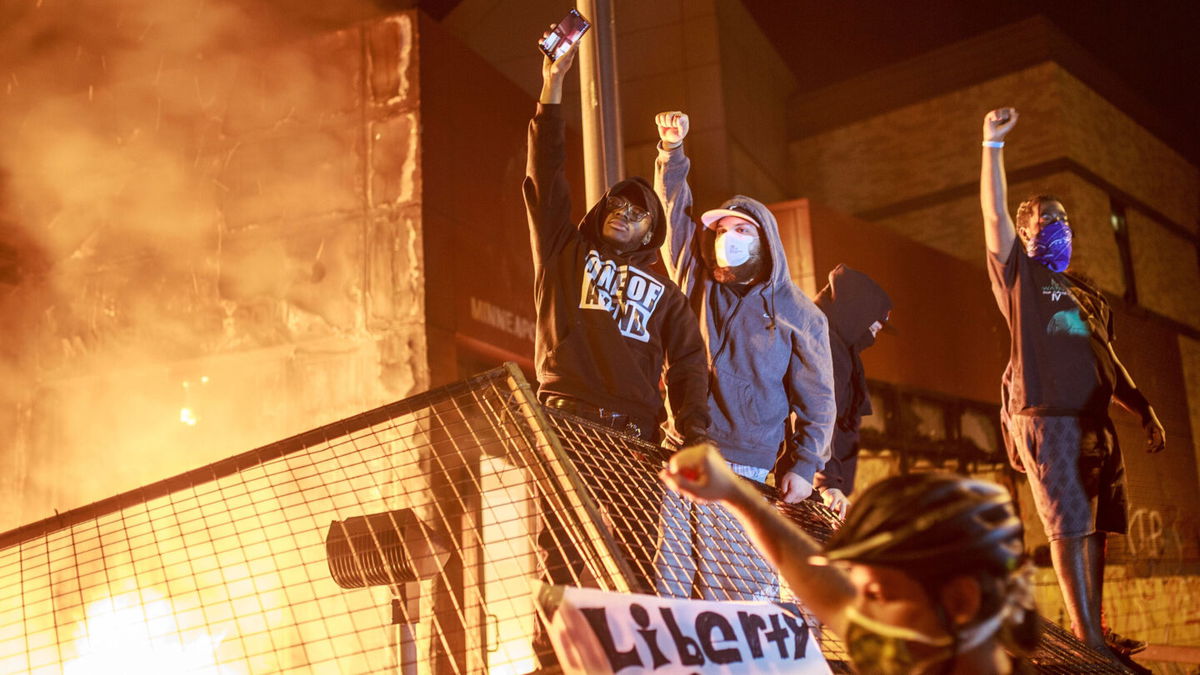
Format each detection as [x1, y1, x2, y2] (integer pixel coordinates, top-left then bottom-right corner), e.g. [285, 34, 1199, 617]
[656, 111, 690, 146]
[661, 442, 736, 504]
[983, 108, 1019, 143]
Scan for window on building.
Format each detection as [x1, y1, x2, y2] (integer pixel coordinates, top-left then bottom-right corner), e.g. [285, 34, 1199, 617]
[1109, 200, 1138, 304]
[960, 405, 1001, 460]
[860, 381, 1005, 471]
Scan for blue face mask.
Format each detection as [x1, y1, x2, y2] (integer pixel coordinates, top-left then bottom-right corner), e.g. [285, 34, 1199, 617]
[1026, 218, 1072, 273]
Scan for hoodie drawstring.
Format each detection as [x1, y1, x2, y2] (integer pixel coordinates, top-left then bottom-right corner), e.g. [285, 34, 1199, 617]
[768, 284, 777, 330]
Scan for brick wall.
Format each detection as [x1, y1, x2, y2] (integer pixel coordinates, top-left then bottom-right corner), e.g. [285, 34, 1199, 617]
[788, 61, 1199, 326]
[790, 64, 1067, 220]
[1128, 210, 1200, 326]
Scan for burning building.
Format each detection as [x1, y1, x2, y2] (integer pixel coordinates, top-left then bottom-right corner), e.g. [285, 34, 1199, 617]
[2, 0, 1198, 671]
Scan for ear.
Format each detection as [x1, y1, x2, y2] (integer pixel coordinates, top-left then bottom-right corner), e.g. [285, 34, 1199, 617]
[938, 575, 983, 627]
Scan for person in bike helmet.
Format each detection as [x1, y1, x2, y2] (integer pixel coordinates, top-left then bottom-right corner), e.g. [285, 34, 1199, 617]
[663, 444, 1039, 674]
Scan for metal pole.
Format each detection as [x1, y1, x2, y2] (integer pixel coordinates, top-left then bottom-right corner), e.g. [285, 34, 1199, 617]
[577, 0, 624, 205]
[391, 584, 419, 675]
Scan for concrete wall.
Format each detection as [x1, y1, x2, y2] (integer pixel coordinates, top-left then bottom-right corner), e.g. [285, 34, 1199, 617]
[775, 199, 1009, 405]
[415, 12, 557, 386]
[789, 60, 1200, 325]
[786, 23, 1200, 655]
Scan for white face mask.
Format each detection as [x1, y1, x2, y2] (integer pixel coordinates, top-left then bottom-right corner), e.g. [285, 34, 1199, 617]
[715, 230, 755, 267]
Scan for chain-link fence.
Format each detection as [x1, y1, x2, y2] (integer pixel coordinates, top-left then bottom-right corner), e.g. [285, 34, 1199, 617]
[0, 364, 1134, 673]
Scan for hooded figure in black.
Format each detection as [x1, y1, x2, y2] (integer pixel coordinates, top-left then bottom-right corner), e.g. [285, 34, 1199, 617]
[812, 264, 892, 515]
[523, 41, 710, 446]
[523, 44, 710, 654]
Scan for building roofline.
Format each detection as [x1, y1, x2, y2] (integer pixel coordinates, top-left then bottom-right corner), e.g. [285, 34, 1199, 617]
[787, 16, 1190, 161]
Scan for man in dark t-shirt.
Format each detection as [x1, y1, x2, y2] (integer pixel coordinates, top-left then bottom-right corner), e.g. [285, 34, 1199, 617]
[980, 107, 1166, 663]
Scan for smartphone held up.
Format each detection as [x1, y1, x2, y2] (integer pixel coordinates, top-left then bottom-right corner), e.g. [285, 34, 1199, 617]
[539, 8, 591, 61]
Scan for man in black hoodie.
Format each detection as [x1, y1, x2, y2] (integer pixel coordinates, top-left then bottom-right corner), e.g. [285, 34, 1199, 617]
[528, 34, 710, 444]
[812, 264, 892, 518]
[524, 39, 709, 444]
[524, 32, 710, 602]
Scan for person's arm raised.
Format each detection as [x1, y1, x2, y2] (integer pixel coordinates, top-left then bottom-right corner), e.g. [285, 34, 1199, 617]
[523, 33, 583, 260]
[662, 444, 857, 636]
[539, 30, 579, 104]
[653, 111, 699, 286]
[980, 108, 1020, 261]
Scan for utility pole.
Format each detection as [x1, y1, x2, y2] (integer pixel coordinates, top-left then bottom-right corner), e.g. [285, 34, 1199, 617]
[577, 0, 623, 205]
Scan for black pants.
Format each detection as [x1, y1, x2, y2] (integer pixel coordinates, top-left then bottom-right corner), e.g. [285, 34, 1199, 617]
[535, 395, 663, 590]
[533, 396, 665, 664]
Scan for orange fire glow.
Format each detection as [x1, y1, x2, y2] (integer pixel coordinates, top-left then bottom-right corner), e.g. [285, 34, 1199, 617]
[64, 592, 235, 674]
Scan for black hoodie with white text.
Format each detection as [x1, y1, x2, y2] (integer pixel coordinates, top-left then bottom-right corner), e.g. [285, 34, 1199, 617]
[522, 103, 710, 442]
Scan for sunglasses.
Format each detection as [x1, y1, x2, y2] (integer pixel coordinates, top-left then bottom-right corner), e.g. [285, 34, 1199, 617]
[606, 195, 651, 222]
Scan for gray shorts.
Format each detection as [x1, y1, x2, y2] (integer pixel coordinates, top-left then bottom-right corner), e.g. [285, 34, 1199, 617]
[1007, 414, 1128, 540]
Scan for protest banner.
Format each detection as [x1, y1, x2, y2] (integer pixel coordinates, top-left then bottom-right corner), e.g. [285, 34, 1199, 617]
[535, 583, 832, 674]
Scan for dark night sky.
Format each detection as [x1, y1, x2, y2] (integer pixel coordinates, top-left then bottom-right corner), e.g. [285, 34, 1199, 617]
[739, 0, 1200, 167]
[413, 0, 1200, 168]
[5, 0, 1198, 166]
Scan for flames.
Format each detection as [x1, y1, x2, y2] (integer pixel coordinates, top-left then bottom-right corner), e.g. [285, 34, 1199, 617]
[179, 376, 208, 426]
[64, 591, 236, 674]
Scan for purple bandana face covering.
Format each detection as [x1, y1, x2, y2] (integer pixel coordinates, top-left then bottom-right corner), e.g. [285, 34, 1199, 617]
[1026, 219, 1072, 273]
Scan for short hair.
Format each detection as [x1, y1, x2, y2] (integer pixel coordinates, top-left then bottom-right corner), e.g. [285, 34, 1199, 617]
[1014, 194, 1062, 232]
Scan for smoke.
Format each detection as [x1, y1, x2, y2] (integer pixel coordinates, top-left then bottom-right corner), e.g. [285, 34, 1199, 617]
[0, 0, 403, 530]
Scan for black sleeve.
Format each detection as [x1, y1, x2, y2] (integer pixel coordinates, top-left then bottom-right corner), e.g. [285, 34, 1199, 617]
[813, 338, 862, 492]
[1110, 343, 1153, 425]
[813, 450, 845, 492]
[522, 103, 575, 264]
[662, 289, 711, 445]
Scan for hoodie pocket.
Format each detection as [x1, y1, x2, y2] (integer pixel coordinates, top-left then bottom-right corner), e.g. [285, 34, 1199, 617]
[712, 371, 770, 428]
[740, 380, 771, 426]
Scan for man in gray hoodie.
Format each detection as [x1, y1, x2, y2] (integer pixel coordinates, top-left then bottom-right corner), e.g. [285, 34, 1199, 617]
[652, 110, 835, 601]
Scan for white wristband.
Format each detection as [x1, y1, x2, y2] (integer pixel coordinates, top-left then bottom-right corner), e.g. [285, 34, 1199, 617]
[982, 140, 1005, 148]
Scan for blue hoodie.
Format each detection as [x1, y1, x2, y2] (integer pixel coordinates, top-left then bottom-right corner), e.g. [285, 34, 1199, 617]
[655, 143, 835, 481]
